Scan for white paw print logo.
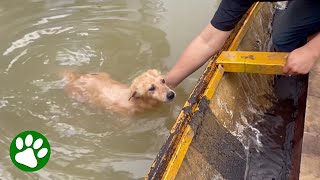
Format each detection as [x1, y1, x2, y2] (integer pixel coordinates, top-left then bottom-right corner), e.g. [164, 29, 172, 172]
[10, 131, 51, 172]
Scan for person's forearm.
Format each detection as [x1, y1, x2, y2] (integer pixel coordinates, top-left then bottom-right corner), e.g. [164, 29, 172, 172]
[306, 32, 320, 59]
[165, 24, 231, 88]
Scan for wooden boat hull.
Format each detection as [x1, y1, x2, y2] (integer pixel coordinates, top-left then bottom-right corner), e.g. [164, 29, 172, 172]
[147, 2, 312, 180]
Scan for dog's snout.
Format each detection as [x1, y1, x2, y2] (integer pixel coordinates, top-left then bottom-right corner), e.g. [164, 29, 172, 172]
[166, 91, 176, 101]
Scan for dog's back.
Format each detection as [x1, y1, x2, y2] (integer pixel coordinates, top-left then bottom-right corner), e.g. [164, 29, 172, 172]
[63, 72, 132, 112]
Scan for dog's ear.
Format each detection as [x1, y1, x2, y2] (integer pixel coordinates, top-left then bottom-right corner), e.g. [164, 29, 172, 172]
[128, 91, 137, 101]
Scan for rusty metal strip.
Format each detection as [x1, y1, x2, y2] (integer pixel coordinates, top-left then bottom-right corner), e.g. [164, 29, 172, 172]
[146, 2, 264, 180]
[216, 51, 288, 74]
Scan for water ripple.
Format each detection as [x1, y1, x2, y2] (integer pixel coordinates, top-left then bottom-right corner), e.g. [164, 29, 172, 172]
[5, 49, 27, 73]
[56, 47, 97, 66]
[33, 14, 72, 26]
[3, 26, 74, 56]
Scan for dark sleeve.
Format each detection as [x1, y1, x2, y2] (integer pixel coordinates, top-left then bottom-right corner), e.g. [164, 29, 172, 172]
[211, 0, 255, 31]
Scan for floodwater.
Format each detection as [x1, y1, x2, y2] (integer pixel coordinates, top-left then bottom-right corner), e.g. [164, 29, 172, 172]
[0, 0, 219, 179]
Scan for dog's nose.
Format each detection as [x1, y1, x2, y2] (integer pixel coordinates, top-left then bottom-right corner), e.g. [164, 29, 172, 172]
[166, 91, 176, 101]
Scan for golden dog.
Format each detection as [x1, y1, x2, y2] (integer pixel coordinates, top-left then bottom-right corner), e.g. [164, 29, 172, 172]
[63, 69, 176, 115]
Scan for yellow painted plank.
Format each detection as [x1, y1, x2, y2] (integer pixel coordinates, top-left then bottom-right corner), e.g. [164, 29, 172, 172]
[216, 51, 288, 74]
[162, 125, 194, 180]
[204, 65, 225, 100]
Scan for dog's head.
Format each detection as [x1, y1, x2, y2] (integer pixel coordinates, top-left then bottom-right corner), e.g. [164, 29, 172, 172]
[129, 69, 176, 102]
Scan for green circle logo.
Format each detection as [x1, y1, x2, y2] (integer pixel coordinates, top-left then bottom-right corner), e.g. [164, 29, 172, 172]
[10, 130, 51, 172]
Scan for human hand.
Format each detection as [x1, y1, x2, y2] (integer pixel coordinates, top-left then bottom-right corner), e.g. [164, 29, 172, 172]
[283, 46, 319, 75]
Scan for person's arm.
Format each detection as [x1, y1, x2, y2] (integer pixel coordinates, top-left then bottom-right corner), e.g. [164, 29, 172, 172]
[283, 32, 320, 75]
[165, 25, 231, 88]
[165, 0, 254, 88]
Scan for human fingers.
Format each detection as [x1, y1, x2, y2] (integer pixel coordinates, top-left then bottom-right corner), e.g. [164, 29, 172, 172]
[282, 62, 290, 75]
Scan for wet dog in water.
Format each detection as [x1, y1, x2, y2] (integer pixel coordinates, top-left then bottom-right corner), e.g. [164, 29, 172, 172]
[63, 69, 176, 115]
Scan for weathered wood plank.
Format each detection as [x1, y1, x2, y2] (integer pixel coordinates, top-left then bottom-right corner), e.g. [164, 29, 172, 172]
[300, 60, 320, 180]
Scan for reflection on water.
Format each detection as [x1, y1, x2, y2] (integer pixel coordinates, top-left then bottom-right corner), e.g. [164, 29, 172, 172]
[0, 0, 216, 179]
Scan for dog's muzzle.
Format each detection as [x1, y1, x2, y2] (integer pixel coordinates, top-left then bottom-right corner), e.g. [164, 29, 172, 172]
[166, 90, 176, 101]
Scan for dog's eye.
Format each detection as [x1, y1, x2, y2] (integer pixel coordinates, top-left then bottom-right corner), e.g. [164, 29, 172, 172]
[148, 85, 156, 91]
[161, 79, 165, 84]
